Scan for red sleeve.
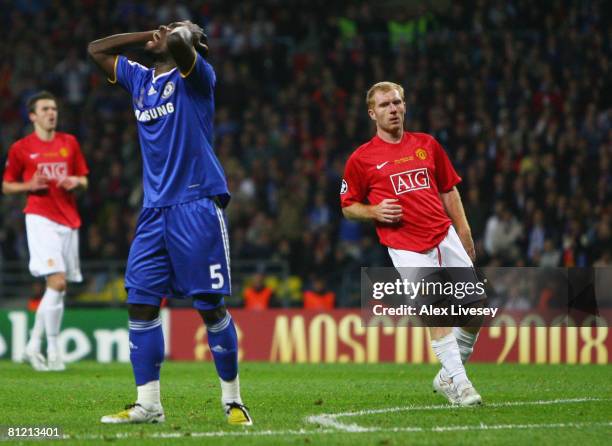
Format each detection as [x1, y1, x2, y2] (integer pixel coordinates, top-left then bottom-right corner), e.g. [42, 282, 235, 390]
[340, 152, 368, 207]
[3, 142, 24, 182]
[69, 136, 89, 176]
[433, 139, 461, 193]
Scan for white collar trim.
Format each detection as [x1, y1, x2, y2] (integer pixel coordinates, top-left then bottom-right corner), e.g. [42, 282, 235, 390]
[152, 68, 176, 83]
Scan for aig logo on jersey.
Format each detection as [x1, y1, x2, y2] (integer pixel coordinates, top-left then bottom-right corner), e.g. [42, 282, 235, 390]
[162, 81, 175, 99]
[37, 162, 67, 180]
[390, 168, 430, 195]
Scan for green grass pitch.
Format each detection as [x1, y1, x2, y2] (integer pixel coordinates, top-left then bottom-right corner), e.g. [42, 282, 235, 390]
[1, 361, 610, 445]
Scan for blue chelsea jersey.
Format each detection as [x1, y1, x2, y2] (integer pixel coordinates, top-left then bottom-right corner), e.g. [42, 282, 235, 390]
[113, 54, 230, 208]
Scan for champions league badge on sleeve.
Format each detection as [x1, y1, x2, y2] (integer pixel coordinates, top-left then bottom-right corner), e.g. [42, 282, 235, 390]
[340, 179, 348, 194]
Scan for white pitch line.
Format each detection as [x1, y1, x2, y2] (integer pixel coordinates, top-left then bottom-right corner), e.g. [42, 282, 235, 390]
[59, 398, 611, 441]
[387, 421, 612, 433]
[306, 397, 610, 432]
[307, 415, 371, 433]
[64, 428, 335, 441]
[62, 421, 612, 441]
[313, 397, 608, 420]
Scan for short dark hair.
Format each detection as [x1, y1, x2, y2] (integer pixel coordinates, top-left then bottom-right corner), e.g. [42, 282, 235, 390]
[27, 91, 57, 113]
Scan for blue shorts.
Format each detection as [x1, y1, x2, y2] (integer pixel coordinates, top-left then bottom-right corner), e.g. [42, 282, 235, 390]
[125, 197, 231, 310]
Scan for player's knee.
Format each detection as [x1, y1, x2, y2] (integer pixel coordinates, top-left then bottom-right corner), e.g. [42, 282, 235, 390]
[430, 326, 453, 340]
[47, 274, 67, 292]
[128, 304, 160, 321]
[461, 301, 485, 329]
[198, 305, 227, 326]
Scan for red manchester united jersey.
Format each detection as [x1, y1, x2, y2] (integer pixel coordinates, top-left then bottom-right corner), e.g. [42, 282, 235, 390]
[3, 132, 89, 228]
[340, 132, 461, 252]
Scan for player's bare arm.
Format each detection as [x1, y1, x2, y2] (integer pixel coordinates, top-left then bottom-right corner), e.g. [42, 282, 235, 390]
[166, 21, 208, 75]
[57, 176, 88, 191]
[87, 31, 156, 78]
[440, 186, 475, 261]
[2, 172, 49, 195]
[342, 199, 403, 224]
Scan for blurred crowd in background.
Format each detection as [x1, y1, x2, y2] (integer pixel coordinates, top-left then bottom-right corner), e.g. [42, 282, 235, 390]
[1, 0, 610, 306]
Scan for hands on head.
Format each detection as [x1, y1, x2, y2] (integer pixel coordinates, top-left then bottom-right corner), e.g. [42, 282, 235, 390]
[169, 20, 209, 56]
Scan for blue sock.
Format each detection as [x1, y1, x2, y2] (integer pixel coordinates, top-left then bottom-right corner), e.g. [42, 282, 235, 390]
[207, 312, 238, 381]
[129, 318, 164, 386]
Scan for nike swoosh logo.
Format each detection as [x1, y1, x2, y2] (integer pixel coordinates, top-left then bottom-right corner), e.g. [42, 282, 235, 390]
[376, 162, 389, 169]
[29, 153, 40, 159]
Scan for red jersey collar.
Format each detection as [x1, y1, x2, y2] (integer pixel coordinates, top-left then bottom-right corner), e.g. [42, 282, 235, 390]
[372, 131, 407, 146]
[30, 131, 57, 145]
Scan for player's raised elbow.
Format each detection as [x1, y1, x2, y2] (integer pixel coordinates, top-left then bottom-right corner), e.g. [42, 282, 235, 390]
[87, 41, 104, 65]
[87, 41, 101, 58]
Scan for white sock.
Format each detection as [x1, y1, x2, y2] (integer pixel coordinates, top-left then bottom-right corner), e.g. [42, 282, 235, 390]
[40, 288, 65, 359]
[453, 327, 478, 363]
[440, 327, 479, 381]
[220, 375, 242, 406]
[431, 333, 469, 390]
[137, 380, 161, 409]
[27, 310, 45, 354]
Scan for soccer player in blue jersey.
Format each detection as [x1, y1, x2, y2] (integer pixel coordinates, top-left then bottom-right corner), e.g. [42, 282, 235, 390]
[88, 21, 252, 425]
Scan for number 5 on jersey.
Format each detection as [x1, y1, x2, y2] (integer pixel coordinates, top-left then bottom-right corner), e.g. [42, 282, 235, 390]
[210, 264, 224, 290]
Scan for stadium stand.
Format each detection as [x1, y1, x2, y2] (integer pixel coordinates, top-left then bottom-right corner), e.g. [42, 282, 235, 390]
[1, 0, 610, 307]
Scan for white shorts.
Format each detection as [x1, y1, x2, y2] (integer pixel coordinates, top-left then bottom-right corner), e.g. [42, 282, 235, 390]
[25, 214, 83, 282]
[388, 226, 484, 312]
[388, 226, 473, 268]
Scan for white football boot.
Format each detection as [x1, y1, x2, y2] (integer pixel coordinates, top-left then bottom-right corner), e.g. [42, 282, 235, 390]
[456, 383, 482, 406]
[23, 349, 48, 372]
[101, 403, 165, 424]
[46, 353, 66, 372]
[432, 369, 459, 404]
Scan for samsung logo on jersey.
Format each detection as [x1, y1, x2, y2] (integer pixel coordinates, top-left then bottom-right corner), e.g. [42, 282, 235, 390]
[135, 102, 175, 122]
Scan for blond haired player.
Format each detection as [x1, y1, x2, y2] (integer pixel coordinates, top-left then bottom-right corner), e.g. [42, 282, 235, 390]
[340, 82, 482, 406]
[3, 91, 89, 371]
